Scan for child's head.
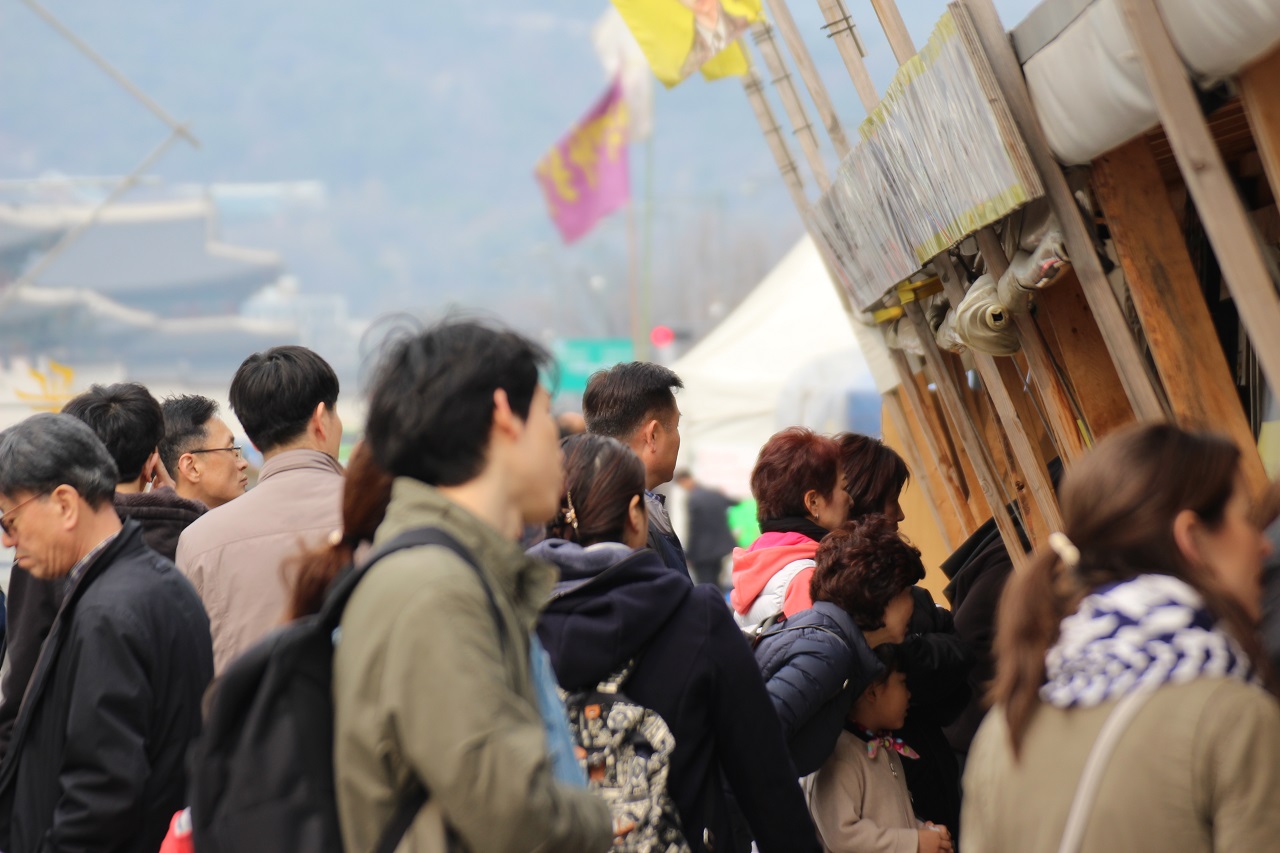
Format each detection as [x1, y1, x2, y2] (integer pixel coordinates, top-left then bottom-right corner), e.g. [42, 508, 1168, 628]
[851, 644, 911, 732]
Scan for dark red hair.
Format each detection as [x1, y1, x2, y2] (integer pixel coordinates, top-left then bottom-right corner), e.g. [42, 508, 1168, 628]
[751, 427, 841, 523]
[810, 514, 925, 629]
[839, 432, 909, 519]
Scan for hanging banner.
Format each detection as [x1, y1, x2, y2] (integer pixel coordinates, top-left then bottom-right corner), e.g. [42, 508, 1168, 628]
[535, 78, 630, 244]
[612, 0, 761, 87]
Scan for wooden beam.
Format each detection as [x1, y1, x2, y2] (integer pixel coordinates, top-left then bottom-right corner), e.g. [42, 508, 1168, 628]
[975, 228, 1089, 461]
[1093, 137, 1269, 494]
[764, 0, 852, 157]
[936, 254, 1064, 536]
[741, 69, 809, 213]
[1116, 0, 1280, 407]
[884, 390, 959, 550]
[903, 299, 1028, 568]
[1032, 268, 1135, 441]
[960, 0, 1167, 422]
[751, 20, 831, 192]
[815, 0, 880, 114]
[1238, 45, 1280, 228]
[869, 0, 916, 65]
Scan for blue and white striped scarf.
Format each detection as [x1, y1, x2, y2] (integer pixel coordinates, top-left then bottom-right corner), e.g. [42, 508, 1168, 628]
[1041, 573, 1257, 708]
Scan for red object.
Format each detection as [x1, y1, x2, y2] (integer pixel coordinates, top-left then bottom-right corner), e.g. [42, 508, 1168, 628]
[650, 325, 675, 348]
[158, 808, 194, 853]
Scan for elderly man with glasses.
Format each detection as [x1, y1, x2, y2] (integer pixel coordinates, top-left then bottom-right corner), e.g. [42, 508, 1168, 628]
[0, 414, 213, 853]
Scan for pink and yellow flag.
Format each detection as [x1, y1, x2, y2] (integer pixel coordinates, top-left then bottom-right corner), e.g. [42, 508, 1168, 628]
[535, 79, 630, 244]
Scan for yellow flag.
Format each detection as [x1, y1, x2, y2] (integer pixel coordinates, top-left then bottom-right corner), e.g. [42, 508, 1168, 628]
[612, 0, 762, 87]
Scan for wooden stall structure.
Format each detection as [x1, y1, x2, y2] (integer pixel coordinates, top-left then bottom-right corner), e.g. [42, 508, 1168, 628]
[737, 0, 1280, 566]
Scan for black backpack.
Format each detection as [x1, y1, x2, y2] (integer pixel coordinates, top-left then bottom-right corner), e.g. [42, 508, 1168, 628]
[187, 527, 506, 853]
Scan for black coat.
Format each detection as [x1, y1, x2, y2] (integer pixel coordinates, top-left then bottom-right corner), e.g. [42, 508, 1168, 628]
[896, 587, 973, 838]
[684, 486, 736, 565]
[940, 519, 1014, 754]
[113, 487, 206, 562]
[531, 539, 820, 853]
[0, 521, 214, 853]
[753, 601, 884, 777]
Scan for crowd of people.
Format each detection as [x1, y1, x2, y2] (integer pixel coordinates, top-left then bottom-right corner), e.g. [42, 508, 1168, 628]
[0, 317, 1277, 853]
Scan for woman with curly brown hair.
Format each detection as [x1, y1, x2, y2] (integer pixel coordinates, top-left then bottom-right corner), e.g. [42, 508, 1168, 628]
[964, 423, 1280, 852]
[754, 514, 923, 777]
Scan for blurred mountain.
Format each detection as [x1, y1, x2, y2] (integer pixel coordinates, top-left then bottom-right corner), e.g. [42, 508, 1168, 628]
[0, 0, 1037, 338]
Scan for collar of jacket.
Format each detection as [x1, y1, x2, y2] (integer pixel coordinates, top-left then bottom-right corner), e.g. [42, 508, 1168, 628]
[257, 449, 344, 484]
[376, 477, 556, 632]
[0, 520, 147, 792]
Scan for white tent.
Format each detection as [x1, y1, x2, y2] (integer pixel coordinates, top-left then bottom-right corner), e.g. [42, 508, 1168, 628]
[671, 235, 890, 498]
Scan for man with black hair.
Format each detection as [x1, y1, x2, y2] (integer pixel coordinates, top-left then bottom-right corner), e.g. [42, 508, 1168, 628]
[333, 319, 611, 853]
[160, 394, 249, 510]
[582, 361, 688, 572]
[0, 414, 212, 853]
[176, 346, 344, 673]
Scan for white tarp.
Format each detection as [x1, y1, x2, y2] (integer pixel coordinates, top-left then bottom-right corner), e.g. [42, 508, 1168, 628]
[1017, 0, 1280, 165]
[670, 236, 892, 497]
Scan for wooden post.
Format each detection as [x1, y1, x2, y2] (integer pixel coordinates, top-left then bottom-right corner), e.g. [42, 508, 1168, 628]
[884, 390, 958, 550]
[960, 0, 1167, 422]
[751, 20, 831, 192]
[896, 384, 973, 545]
[974, 228, 1090, 461]
[742, 69, 810, 213]
[1093, 137, 1269, 494]
[935, 253, 1064, 536]
[903, 299, 1028, 569]
[869, 0, 915, 65]
[764, 0, 852, 157]
[814, 0, 880, 113]
[1240, 46, 1280, 206]
[1116, 0, 1280, 402]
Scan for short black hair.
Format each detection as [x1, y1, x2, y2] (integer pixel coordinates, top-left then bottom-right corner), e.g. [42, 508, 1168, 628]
[229, 346, 339, 453]
[61, 382, 163, 483]
[366, 319, 552, 487]
[159, 395, 220, 476]
[870, 642, 904, 683]
[582, 362, 683, 440]
[0, 413, 118, 508]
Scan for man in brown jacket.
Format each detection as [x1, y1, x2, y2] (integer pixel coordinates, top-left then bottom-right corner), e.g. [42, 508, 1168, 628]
[333, 320, 612, 853]
[176, 346, 344, 673]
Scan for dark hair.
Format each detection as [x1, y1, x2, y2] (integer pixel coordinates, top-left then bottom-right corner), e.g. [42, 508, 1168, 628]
[810, 514, 925, 630]
[751, 427, 840, 523]
[870, 642, 904, 684]
[992, 423, 1275, 755]
[286, 442, 393, 619]
[229, 346, 339, 453]
[61, 383, 163, 483]
[0, 413, 118, 508]
[840, 433, 909, 519]
[159, 394, 220, 476]
[582, 362, 683, 440]
[547, 433, 646, 547]
[366, 319, 551, 486]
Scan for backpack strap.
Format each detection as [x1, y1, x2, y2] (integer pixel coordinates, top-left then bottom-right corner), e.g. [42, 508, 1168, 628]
[320, 526, 507, 853]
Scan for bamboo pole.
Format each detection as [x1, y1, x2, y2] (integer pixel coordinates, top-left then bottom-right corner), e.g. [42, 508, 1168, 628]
[764, 0, 852, 156]
[959, 0, 1167, 422]
[814, 0, 879, 113]
[869, 0, 915, 65]
[751, 20, 831, 192]
[742, 68, 810, 213]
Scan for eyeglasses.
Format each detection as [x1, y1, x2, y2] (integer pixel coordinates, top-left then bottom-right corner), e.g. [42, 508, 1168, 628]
[0, 493, 43, 537]
[189, 446, 243, 459]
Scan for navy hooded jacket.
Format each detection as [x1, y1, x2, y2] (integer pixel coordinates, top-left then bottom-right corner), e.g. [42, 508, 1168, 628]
[531, 539, 820, 853]
[753, 601, 884, 777]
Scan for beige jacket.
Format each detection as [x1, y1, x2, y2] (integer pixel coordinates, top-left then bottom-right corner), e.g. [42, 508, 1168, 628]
[803, 730, 922, 853]
[175, 449, 343, 673]
[332, 478, 612, 853]
[962, 678, 1280, 853]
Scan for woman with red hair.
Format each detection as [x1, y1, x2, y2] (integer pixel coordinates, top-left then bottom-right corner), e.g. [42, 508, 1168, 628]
[730, 427, 850, 629]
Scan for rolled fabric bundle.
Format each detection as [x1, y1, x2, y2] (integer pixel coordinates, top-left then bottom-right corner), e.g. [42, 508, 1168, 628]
[935, 305, 967, 353]
[884, 314, 925, 356]
[996, 231, 1070, 311]
[954, 274, 1021, 356]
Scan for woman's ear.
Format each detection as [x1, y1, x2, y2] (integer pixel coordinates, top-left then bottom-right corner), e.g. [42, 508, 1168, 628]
[803, 488, 819, 518]
[626, 494, 647, 548]
[1173, 508, 1204, 566]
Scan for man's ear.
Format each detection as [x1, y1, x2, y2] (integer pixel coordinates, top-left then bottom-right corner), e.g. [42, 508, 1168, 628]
[178, 453, 200, 484]
[50, 484, 80, 530]
[491, 389, 520, 441]
[641, 418, 660, 451]
[310, 402, 330, 443]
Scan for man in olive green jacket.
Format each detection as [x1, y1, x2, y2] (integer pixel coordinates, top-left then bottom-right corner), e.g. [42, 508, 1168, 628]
[333, 321, 612, 853]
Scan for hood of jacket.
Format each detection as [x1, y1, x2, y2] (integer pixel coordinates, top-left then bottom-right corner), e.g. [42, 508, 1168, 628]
[531, 538, 692, 690]
[729, 531, 820, 616]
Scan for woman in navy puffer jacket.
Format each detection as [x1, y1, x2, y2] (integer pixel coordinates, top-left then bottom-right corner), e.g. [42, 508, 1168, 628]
[754, 515, 924, 776]
[533, 434, 821, 853]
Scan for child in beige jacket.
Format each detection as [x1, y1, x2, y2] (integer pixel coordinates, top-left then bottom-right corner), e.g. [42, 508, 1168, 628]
[803, 645, 953, 853]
